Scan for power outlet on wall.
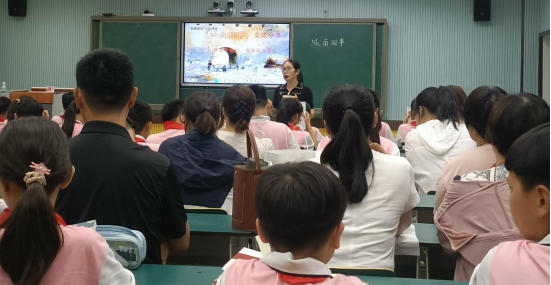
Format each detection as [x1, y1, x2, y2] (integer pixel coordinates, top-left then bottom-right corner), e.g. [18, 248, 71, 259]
[323, 9, 328, 18]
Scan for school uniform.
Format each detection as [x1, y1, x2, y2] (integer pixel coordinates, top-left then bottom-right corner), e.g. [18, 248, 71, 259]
[146, 121, 186, 145]
[289, 124, 315, 150]
[318, 136, 332, 150]
[51, 115, 83, 138]
[405, 120, 476, 194]
[0, 209, 135, 285]
[135, 135, 159, 152]
[217, 130, 274, 159]
[312, 151, 419, 270]
[159, 129, 245, 208]
[273, 83, 314, 108]
[396, 121, 417, 146]
[470, 235, 550, 285]
[216, 252, 363, 285]
[249, 116, 300, 150]
[0, 120, 7, 133]
[379, 122, 396, 144]
[52, 114, 64, 127]
[380, 136, 400, 156]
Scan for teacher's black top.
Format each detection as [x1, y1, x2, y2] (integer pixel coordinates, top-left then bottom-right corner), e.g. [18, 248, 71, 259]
[273, 82, 314, 108]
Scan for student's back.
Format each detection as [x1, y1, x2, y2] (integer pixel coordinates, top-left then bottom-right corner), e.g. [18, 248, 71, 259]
[147, 99, 186, 144]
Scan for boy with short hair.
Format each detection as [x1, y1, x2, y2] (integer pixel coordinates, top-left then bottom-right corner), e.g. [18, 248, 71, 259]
[127, 101, 159, 151]
[215, 161, 363, 285]
[147, 99, 186, 144]
[470, 123, 550, 285]
[0, 97, 11, 122]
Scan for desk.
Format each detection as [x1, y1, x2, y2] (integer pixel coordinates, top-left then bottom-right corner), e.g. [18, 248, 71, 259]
[414, 223, 439, 247]
[415, 195, 436, 211]
[188, 213, 254, 237]
[133, 265, 467, 285]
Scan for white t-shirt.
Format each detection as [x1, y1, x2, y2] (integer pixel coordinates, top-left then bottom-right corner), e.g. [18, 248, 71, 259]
[217, 130, 274, 159]
[311, 151, 420, 270]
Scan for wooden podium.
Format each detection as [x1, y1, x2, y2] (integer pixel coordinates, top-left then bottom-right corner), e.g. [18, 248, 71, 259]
[9, 91, 54, 115]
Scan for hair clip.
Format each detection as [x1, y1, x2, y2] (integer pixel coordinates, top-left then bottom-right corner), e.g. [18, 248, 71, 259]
[23, 162, 50, 187]
[30, 162, 51, 175]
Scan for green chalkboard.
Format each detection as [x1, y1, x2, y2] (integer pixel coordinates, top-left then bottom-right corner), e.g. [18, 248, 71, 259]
[292, 23, 376, 108]
[101, 22, 179, 104]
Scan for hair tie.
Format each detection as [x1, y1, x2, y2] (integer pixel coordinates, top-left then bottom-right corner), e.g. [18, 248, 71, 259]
[23, 162, 51, 187]
[200, 108, 208, 113]
[343, 106, 353, 113]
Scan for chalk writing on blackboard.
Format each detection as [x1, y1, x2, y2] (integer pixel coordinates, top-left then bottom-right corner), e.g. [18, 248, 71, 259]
[311, 38, 345, 47]
[311, 38, 320, 46]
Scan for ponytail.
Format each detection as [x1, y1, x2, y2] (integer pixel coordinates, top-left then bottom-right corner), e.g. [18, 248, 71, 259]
[183, 91, 222, 135]
[321, 84, 376, 204]
[221, 85, 256, 134]
[297, 71, 304, 84]
[61, 101, 77, 138]
[0, 181, 62, 285]
[195, 111, 218, 135]
[276, 99, 303, 127]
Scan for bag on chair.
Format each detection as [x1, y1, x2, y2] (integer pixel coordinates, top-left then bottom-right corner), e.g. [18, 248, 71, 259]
[232, 130, 263, 231]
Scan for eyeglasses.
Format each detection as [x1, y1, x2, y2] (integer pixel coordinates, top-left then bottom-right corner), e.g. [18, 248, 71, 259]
[281, 67, 295, 73]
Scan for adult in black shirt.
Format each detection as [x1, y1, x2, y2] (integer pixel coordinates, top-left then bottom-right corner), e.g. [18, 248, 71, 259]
[55, 49, 190, 264]
[272, 59, 314, 109]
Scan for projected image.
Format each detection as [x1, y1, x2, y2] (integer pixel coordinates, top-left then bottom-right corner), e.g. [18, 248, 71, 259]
[183, 23, 290, 85]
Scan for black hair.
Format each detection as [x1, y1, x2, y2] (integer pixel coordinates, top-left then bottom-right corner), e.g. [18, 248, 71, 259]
[16, 99, 44, 118]
[0, 97, 11, 115]
[276, 99, 303, 127]
[222, 85, 256, 133]
[464, 86, 507, 138]
[0, 117, 72, 285]
[7, 96, 33, 121]
[61, 101, 81, 138]
[255, 161, 348, 251]
[127, 101, 153, 134]
[75, 48, 134, 113]
[283, 59, 303, 84]
[446, 85, 467, 120]
[369, 90, 382, 144]
[161, 99, 184, 122]
[217, 96, 225, 130]
[486, 93, 550, 156]
[249, 84, 268, 109]
[410, 98, 417, 116]
[321, 84, 375, 204]
[415, 86, 461, 129]
[505, 123, 550, 190]
[61, 92, 74, 110]
[184, 91, 221, 135]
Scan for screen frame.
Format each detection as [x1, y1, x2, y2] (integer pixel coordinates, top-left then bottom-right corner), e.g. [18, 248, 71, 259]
[181, 22, 291, 88]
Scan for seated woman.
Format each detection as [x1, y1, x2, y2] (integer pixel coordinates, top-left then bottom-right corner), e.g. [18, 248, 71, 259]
[434, 86, 507, 212]
[218, 85, 274, 159]
[276, 99, 318, 150]
[51, 92, 74, 127]
[396, 99, 418, 147]
[405, 86, 476, 194]
[371, 91, 399, 156]
[159, 91, 245, 208]
[312, 84, 419, 270]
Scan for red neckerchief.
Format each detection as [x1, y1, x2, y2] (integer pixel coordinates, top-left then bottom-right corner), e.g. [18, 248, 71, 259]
[277, 273, 328, 284]
[60, 114, 65, 120]
[0, 118, 5, 123]
[0, 208, 66, 226]
[135, 137, 146, 143]
[410, 120, 417, 127]
[288, 123, 296, 130]
[164, 121, 185, 131]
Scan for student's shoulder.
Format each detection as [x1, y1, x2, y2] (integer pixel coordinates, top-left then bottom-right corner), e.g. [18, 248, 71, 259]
[373, 150, 410, 169]
[61, 226, 108, 252]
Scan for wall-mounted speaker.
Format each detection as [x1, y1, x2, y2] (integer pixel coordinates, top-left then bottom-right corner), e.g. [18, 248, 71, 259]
[474, 0, 491, 21]
[8, 0, 27, 17]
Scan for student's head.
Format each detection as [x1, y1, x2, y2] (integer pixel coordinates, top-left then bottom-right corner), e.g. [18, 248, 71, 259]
[6, 96, 31, 121]
[505, 123, 550, 241]
[161, 99, 185, 125]
[486, 94, 549, 158]
[321, 84, 376, 204]
[255, 161, 348, 262]
[183, 91, 221, 135]
[127, 101, 153, 138]
[0, 97, 11, 119]
[446, 85, 467, 121]
[250, 84, 270, 116]
[61, 101, 81, 138]
[61, 92, 75, 111]
[75, 48, 137, 119]
[464, 86, 507, 143]
[281, 59, 303, 84]
[0, 117, 74, 285]
[15, 98, 45, 118]
[415, 86, 461, 129]
[276, 99, 303, 126]
[222, 85, 256, 133]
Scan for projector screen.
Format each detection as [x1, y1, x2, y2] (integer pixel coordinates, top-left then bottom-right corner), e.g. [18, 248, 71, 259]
[182, 23, 290, 86]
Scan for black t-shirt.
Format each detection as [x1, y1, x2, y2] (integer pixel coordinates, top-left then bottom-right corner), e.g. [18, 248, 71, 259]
[273, 83, 314, 109]
[55, 121, 188, 264]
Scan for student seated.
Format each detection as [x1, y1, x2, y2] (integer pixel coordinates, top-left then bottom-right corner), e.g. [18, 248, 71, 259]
[127, 101, 159, 152]
[0, 97, 10, 133]
[55, 49, 190, 264]
[159, 91, 245, 208]
[51, 92, 74, 127]
[396, 99, 418, 147]
[313, 84, 419, 270]
[147, 99, 186, 144]
[372, 92, 399, 156]
[276, 99, 318, 150]
[215, 161, 363, 285]
[434, 86, 507, 211]
[0, 117, 134, 284]
[470, 123, 550, 285]
[218, 85, 274, 158]
[305, 103, 325, 143]
[379, 121, 396, 144]
[248, 85, 300, 150]
[14, 98, 49, 119]
[60, 101, 84, 138]
[405, 86, 476, 194]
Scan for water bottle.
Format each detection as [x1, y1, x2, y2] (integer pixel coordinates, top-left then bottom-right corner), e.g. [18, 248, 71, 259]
[0, 82, 6, 97]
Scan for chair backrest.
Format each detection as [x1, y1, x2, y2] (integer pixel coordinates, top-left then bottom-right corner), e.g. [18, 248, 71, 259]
[330, 267, 395, 277]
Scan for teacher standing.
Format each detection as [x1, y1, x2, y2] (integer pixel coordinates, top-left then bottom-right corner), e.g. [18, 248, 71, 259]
[272, 59, 314, 109]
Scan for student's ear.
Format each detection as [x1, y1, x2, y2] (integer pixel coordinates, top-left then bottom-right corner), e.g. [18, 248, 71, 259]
[372, 111, 379, 129]
[179, 114, 186, 125]
[127, 87, 138, 109]
[535, 185, 550, 218]
[145, 121, 152, 136]
[323, 120, 331, 135]
[329, 222, 345, 250]
[418, 106, 424, 120]
[292, 113, 299, 123]
[222, 108, 227, 119]
[42, 110, 49, 118]
[256, 218, 269, 244]
[60, 166, 76, 189]
[74, 88, 85, 110]
[14, 113, 18, 120]
[0, 180, 10, 200]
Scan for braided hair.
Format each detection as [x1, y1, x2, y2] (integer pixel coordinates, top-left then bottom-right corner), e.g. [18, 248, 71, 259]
[222, 85, 256, 134]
